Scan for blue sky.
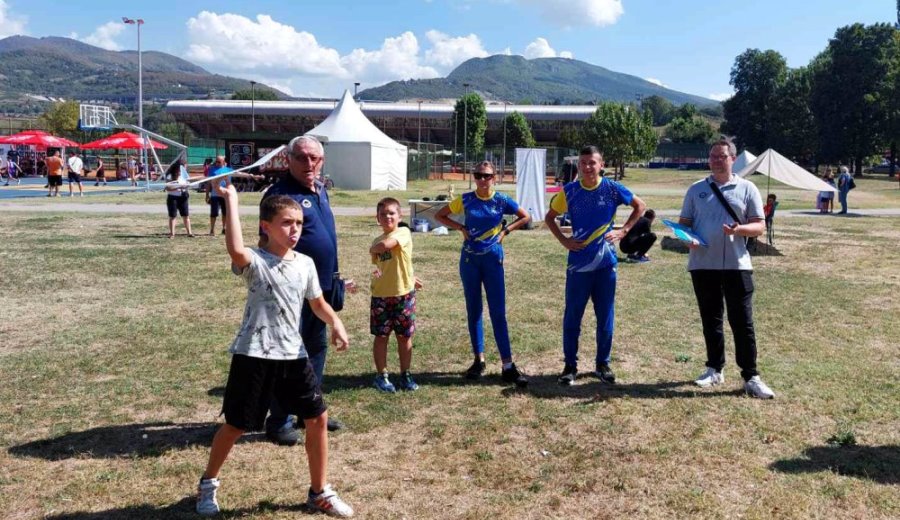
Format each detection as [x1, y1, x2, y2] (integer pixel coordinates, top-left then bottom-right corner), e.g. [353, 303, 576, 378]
[1, 0, 893, 100]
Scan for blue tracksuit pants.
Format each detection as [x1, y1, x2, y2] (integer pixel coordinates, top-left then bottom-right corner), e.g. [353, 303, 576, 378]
[459, 246, 512, 360]
[563, 264, 617, 368]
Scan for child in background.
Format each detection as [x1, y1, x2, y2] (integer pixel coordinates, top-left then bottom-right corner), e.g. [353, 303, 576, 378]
[764, 193, 777, 226]
[196, 183, 354, 518]
[369, 197, 421, 393]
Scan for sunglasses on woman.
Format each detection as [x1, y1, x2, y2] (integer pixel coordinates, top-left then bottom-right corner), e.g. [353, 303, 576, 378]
[473, 173, 493, 180]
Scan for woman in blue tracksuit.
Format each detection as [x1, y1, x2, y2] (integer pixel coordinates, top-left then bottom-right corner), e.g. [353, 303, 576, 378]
[436, 161, 531, 387]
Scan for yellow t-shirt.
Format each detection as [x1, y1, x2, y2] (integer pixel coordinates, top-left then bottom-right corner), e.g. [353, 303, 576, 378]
[371, 227, 415, 297]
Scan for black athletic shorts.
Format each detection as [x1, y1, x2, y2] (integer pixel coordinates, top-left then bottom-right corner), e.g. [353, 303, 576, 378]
[210, 197, 227, 218]
[222, 354, 326, 431]
[67, 172, 82, 183]
[48, 175, 63, 187]
[166, 193, 190, 218]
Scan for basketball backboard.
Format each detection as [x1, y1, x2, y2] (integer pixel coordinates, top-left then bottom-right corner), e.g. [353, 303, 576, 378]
[78, 104, 118, 131]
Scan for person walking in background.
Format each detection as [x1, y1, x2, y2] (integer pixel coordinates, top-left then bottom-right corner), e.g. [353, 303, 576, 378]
[435, 161, 531, 387]
[94, 156, 107, 186]
[66, 150, 85, 197]
[165, 158, 195, 238]
[620, 209, 657, 263]
[679, 137, 775, 399]
[205, 156, 231, 236]
[837, 166, 853, 214]
[545, 146, 646, 386]
[45, 150, 64, 197]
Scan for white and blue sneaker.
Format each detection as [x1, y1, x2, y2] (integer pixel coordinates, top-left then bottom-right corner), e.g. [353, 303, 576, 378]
[695, 367, 724, 387]
[398, 371, 419, 391]
[307, 484, 355, 517]
[373, 372, 397, 393]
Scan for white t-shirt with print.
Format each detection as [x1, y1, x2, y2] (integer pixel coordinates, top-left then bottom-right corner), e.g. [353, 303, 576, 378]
[228, 248, 322, 360]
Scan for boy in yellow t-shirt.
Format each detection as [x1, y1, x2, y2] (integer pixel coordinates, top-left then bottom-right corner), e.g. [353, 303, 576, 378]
[369, 197, 420, 392]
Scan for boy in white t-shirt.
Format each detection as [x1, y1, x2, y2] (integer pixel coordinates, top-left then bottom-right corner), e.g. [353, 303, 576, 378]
[196, 183, 354, 518]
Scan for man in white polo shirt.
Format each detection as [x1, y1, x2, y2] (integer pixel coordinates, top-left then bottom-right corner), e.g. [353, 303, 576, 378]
[679, 137, 775, 399]
[66, 150, 85, 197]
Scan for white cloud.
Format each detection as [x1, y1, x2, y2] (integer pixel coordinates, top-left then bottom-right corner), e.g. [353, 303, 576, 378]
[518, 0, 623, 27]
[709, 92, 733, 101]
[342, 32, 440, 85]
[183, 11, 504, 97]
[71, 21, 125, 51]
[645, 77, 668, 88]
[185, 12, 344, 78]
[424, 30, 488, 69]
[0, 0, 27, 38]
[523, 38, 572, 59]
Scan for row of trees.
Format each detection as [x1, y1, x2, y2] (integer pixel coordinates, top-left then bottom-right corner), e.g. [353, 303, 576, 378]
[450, 93, 659, 179]
[722, 23, 899, 174]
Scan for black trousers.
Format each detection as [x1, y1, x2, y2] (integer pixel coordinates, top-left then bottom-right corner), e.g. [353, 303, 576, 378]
[620, 232, 657, 257]
[690, 270, 758, 381]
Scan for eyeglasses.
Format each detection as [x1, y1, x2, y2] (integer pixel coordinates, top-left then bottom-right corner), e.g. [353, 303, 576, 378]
[709, 154, 732, 160]
[287, 151, 322, 162]
[473, 173, 493, 180]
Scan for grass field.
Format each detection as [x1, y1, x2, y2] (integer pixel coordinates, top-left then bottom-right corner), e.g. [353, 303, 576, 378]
[4, 169, 899, 212]
[0, 195, 898, 518]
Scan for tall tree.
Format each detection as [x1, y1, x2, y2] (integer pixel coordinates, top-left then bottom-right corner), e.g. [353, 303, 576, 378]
[666, 115, 715, 143]
[37, 101, 80, 137]
[451, 93, 487, 162]
[810, 23, 898, 174]
[769, 67, 818, 163]
[581, 102, 657, 180]
[502, 111, 535, 149]
[722, 49, 788, 153]
[641, 95, 675, 126]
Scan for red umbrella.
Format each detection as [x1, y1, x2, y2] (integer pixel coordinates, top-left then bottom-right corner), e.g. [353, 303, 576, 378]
[0, 130, 80, 147]
[80, 131, 167, 150]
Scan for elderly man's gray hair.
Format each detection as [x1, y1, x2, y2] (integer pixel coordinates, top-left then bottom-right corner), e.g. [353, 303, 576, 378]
[288, 135, 324, 155]
[710, 136, 737, 158]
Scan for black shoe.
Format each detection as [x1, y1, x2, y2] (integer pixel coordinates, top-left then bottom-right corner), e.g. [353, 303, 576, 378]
[501, 363, 528, 388]
[595, 364, 616, 384]
[265, 425, 299, 446]
[291, 417, 345, 432]
[465, 359, 486, 380]
[558, 363, 577, 386]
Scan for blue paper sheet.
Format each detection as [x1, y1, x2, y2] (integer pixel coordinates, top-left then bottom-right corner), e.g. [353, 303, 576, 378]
[662, 219, 707, 247]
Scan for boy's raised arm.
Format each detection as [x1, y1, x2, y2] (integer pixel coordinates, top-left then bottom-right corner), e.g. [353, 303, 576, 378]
[215, 183, 253, 268]
[369, 235, 400, 254]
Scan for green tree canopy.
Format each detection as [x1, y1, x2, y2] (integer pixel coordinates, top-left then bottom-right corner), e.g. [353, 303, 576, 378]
[722, 48, 789, 152]
[666, 115, 715, 144]
[38, 101, 80, 137]
[231, 88, 280, 101]
[641, 95, 675, 126]
[452, 93, 487, 161]
[810, 23, 899, 173]
[675, 103, 699, 119]
[502, 111, 535, 149]
[581, 102, 657, 179]
[769, 67, 818, 162]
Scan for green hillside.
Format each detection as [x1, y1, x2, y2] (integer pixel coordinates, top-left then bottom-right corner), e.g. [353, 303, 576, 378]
[361, 55, 717, 107]
[0, 36, 285, 107]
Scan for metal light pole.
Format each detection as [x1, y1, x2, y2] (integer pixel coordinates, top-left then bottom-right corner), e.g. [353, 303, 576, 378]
[463, 83, 470, 188]
[250, 80, 257, 132]
[502, 102, 509, 183]
[417, 100, 422, 149]
[123, 17, 146, 189]
[354, 82, 360, 99]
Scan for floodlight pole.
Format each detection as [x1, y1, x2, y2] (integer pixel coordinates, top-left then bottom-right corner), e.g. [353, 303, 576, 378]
[354, 82, 360, 99]
[463, 83, 470, 189]
[250, 80, 257, 133]
[502, 102, 508, 183]
[417, 100, 422, 149]
[123, 16, 147, 190]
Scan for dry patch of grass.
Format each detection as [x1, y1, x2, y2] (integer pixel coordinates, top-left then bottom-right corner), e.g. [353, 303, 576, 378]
[0, 210, 897, 519]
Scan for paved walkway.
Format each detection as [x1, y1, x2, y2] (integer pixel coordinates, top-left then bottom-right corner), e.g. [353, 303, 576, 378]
[1, 201, 898, 218]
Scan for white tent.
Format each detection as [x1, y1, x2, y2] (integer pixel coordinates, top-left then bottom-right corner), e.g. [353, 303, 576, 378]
[306, 90, 408, 190]
[735, 148, 837, 193]
[733, 150, 756, 174]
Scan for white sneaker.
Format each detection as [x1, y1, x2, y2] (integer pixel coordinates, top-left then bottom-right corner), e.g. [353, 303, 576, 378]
[196, 477, 220, 516]
[744, 376, 775, 399]
[307, 484, 354, 518]
[695, 367, 724, 387]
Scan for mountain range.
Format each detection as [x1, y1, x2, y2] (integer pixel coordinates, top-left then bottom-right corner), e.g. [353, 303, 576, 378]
[360, 55, 717, 107]
[0, 35, 281, 106]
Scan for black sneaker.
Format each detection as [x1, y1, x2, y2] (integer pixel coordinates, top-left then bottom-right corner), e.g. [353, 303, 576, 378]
[501, 363, 529, 388]
[292, 417, 345, 432]
[465, 359, 486, 380]
[558, 363, 577, 386]
[595, 364, 616, 384]
[265, 425, 299, 446]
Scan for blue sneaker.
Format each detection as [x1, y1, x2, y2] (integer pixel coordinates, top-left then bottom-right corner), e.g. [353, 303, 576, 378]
[398, 371, 419, 391]
[373, 372, 397, 393]
[636, 255, 651, 263]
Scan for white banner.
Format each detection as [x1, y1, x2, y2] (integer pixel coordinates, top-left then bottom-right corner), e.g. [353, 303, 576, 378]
[515, 148, 547, 222]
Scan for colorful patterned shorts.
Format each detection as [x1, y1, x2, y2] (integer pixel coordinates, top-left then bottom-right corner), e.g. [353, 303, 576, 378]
[370, 290, 416, 337]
